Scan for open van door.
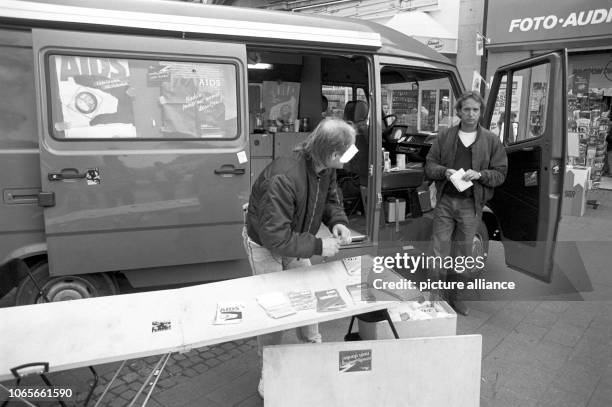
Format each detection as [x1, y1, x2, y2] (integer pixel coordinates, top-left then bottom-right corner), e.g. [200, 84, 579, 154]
[484, 51, 567, 282]
[33, 29, 249, 276]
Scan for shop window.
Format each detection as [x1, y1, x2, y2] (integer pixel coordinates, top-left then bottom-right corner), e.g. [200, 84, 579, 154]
[508, 63, 550, 144]
[48, 55, 239, 140]
[322, 85, 368, 119]
[380, 67, 457, 134]
[490, 73, 513, 145]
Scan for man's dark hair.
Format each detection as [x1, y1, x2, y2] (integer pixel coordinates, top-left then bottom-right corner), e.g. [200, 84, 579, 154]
[295, 118, 355, 167]
[455, 91, 485, 114]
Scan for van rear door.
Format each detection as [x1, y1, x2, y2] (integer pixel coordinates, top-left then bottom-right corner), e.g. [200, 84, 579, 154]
[484, 51, 567, 282]
[33, 29, 249, 276]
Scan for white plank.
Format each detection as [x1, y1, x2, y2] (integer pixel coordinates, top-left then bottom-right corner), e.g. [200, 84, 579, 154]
[0, 258, 402, 381]
[263, 335, 482, 407]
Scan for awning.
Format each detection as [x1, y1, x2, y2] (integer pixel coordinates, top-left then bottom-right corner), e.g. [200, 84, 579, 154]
[384, 11, 457, 54]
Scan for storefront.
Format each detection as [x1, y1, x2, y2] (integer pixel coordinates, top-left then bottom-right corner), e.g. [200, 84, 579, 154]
[485, 0, 612, 191]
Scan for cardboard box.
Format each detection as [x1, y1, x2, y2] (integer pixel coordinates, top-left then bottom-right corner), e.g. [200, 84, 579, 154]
[358, 301, 457, 340]
[562, 166, 590, 217]
[384, 197, 406, 222]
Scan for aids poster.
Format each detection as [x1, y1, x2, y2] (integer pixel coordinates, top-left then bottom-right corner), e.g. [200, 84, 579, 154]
[157, 62, 237, 138]
[54, 56, 136, 138]
[262, 81, 300, 124]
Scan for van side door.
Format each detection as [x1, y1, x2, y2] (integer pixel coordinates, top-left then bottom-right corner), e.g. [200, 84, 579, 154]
[33, 29, 249, 276]
[484, 51, 567, 282]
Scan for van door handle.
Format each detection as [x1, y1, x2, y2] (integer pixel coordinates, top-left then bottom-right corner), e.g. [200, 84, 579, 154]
[48, 168, 86, 181]
[214, 166, 246, 176]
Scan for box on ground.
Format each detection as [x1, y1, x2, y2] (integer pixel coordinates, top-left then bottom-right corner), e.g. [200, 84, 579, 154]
[358, 301, 457, 340]
[562, 166, 590, 217]
[383, 197, 406, 222]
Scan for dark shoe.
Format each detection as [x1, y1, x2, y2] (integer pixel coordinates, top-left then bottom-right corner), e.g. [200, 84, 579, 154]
[449, 299, 470, 316]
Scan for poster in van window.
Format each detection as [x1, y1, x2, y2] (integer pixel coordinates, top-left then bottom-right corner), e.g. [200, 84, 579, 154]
[54, 56, 137, 138]
[262, 81, 300, 125]
[158, 62, 237, 138]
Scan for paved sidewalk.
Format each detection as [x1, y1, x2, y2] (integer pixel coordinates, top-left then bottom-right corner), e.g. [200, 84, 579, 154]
[1, 190, 611, 406]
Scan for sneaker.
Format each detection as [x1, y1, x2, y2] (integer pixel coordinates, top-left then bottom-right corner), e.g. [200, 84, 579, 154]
[449, 299, 470, 316]
[257, 377, 264, 398]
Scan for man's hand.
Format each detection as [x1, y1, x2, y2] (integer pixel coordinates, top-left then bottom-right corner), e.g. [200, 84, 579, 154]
[332, 224, 352, 245]
[444, 168, 457, 180]
[462, 169, 482, 181]
[321, 237, 340, 257]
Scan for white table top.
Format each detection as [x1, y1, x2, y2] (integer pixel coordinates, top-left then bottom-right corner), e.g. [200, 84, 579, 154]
[0, 258, 417, 381]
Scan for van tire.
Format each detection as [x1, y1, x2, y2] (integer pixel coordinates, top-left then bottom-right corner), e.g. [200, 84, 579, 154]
[14, 262, 118, 305]
[467, 221, 490, 280]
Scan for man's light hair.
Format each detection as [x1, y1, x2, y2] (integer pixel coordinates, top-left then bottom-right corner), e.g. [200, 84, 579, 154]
[295, 118, 356, 167]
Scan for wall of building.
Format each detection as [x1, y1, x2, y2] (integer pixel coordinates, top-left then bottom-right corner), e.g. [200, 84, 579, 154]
[456, 0, 483, 90]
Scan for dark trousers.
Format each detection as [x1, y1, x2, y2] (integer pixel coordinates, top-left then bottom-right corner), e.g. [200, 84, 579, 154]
[431, 194, 480, 294]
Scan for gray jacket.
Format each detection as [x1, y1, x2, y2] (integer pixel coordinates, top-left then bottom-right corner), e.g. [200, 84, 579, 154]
[425, 124, 507, 213]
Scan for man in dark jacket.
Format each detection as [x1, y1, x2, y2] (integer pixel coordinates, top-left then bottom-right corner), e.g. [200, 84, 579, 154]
[426, 91, 507, 316]
[243, 118, 356, 397]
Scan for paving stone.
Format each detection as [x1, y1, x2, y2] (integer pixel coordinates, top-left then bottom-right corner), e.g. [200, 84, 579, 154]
[173, 354, 187, 361]
[533, 340, 573, 372]
[523, 308, 559, 328]
[491, 386, 539, 407]
[128, 381, 143, 392]
[206, 372, 259, 406]
[221, 342, 236, 351]
[234, 394, 263, 407]
[544, 321, 585, 347]
[193, 363, 209, 374]
[206, 359, 222, 368]
[153, 357, 252, 406]
[538, 301, 571, 313]
[113, 384, 129, 394]
[182, 368, 198, 378]
[476, 321, 513, 356]
[505, 322, 549, 346]
[550, 362, 600, 398]
[218, 353, 232, 361]
[109, 397, 127, 407]
[200, 351, 216, 360]
[120, 389, 137, 401]
[178, 360, 192, 369]
[537, 384, 590, 407]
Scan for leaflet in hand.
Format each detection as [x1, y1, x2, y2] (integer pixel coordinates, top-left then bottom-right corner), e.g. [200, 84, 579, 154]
[342, 256, 362, 276]
[315, 289, 347, 312]
[213, 302, 245, 325]
[449, 168, 473, 192]
[256, 292, 296, 319]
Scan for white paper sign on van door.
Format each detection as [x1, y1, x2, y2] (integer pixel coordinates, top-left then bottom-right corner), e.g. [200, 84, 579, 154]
[157, 62, 237, 138]
[54, 56, 137, 139]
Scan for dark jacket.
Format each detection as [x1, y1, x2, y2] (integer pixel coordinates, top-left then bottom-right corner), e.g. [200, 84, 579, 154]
[425, 124, 507, 213]
[246, 150, 348, 258]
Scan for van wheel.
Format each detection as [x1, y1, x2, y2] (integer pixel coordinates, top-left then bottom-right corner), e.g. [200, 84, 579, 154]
[467, 221, 490, 280]
[15, 262, 117, 305]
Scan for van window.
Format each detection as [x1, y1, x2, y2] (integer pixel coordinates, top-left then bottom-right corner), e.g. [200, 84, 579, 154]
[508, 63, 550, 144]
[48, 55, 239, 140]
[381, 67, 458, 134]
[0, 46, 37, 149]
[322, 85, 368, 119]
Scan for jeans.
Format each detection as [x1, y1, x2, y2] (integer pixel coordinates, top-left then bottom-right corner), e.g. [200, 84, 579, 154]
[242, 227, 321, 365]
[431, 194, 480, 283]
